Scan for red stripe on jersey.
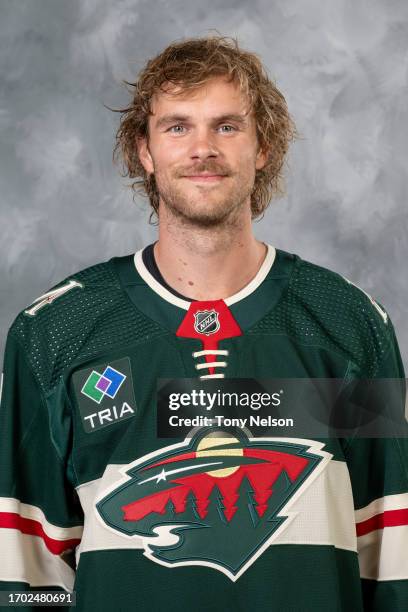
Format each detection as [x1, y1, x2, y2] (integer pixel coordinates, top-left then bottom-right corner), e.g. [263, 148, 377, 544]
[0, 512, 81, 555]
[356, 508, 408, 537]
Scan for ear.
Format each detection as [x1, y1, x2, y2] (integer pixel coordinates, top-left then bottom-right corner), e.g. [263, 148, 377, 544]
[136, 136, 154, 175]
[255, 144, 269, 171]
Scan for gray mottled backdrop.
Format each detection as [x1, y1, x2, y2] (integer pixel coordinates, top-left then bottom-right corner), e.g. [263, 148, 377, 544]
[1, 0, 407, 370]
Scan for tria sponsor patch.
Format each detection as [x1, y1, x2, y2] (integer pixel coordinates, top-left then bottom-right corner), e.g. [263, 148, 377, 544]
[73, 357, 137, 433]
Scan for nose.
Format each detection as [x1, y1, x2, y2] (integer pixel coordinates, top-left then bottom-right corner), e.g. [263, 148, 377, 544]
[189, 128, 219, 161]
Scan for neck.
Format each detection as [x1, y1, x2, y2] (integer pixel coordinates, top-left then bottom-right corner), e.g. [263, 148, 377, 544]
[154, 201, 267, 301]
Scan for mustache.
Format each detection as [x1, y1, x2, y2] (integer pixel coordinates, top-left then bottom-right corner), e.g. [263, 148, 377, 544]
[176, 163, 231, 177]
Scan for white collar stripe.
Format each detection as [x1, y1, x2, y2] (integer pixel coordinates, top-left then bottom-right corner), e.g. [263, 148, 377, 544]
[134, 244, 276, 310]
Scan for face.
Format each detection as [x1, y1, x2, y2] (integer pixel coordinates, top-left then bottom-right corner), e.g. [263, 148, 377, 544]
[137, 76, 268, 227]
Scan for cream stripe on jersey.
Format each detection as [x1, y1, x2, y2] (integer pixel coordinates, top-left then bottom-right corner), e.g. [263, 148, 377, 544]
[0, 530, 77, 590]
[0, 498, 83, 541]
[357, 525, 408, 580]
[354, 492, 408, 523]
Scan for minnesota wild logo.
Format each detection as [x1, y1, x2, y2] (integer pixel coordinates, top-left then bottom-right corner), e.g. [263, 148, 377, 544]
[95, 429, 331, 580]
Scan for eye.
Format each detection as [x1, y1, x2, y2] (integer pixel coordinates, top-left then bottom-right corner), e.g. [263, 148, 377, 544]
[218, 125, 236, 133]
[167, 125, 186, 133]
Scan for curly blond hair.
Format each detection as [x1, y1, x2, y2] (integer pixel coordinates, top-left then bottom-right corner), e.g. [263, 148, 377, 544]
[113, 35, 299, 221]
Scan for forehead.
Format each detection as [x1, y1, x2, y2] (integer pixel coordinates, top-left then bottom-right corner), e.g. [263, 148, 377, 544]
[149, 76, 251, 118]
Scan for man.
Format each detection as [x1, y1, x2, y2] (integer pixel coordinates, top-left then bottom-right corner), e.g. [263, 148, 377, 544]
[0, 36, 407, 611]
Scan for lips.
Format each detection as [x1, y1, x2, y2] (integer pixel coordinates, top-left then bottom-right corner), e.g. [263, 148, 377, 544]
[183, 174, 227, 182]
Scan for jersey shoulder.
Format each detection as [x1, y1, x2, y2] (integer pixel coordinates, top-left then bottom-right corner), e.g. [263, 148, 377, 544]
[7, 257, 164, 393]
[252, 251, 394, 376]
[293, 254, 389, 327]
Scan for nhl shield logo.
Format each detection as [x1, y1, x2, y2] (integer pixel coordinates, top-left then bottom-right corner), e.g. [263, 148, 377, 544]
[95, 428, 332, 581]
[193, 309, 220, 336]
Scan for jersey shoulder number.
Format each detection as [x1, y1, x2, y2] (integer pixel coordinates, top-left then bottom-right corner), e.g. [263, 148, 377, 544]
[24, 279, 83, 316]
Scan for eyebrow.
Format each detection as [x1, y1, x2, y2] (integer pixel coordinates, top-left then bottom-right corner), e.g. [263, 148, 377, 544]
[154, 113, 249, 129]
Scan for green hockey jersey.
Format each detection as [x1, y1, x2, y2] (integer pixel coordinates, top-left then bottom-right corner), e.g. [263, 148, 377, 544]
[0, 244, 407, 611]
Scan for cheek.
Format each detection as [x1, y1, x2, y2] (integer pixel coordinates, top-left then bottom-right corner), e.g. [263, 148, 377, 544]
[230, 138, 258, 163]
[235, 148, 259, 173]
[153, 146, 183, 172]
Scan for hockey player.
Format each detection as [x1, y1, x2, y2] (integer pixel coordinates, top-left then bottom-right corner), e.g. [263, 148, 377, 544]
[1, 35, 407, 611]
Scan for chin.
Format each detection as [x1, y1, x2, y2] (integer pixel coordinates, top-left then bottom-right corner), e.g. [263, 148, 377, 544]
[183, 206, 238, 227]
[160, 187, 244, 224]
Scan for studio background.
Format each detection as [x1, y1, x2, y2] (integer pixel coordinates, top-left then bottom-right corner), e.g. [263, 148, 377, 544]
[1, 0, 407, 372]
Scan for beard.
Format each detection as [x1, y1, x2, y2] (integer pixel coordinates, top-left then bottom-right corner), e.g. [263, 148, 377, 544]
[152, 161, 255, 229]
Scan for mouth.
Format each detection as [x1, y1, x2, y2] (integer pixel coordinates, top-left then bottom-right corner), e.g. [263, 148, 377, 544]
[183, 174, 227, 183]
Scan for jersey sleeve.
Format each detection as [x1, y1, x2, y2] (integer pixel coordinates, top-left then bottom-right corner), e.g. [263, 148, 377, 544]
[342, 319, 408, 610]
[0, 328, 84, 596]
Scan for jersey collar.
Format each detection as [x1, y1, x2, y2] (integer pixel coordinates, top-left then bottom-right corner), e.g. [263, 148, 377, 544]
[133, 244, 277, 310]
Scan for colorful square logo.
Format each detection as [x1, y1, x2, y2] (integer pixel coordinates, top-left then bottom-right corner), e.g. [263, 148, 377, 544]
[81, 366, 126, 404]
